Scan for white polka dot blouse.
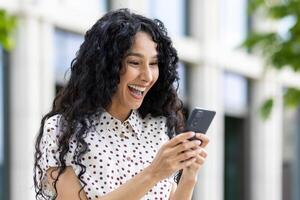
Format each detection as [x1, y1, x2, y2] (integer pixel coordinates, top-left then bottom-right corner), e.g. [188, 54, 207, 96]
[38, 109, 176, 200]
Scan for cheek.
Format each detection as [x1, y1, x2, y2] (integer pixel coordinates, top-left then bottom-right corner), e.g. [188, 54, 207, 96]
[116, 77, 129, 95]
[153, 70, 159, 84]
[147, 70, 159, 91]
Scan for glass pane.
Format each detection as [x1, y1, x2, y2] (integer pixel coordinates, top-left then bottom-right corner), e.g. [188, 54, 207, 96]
[63, 0, 102, 13]
[54, 29, 84, 85]
[0, 47, 4, 200]
[147, 0, 187, 36]
[294, 109, 300, 200]
[177, 62, 187, 102]
[223, 72, 248, 116]
[0, 47, 3, 166]
[282, 106, 300, 200]
[224, 116, 249, 200]
[99, 0, 108, 13]
[219, 0, 248, 50]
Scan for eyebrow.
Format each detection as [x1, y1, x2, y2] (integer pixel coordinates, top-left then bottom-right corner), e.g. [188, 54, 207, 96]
[126, 52, 158, 59]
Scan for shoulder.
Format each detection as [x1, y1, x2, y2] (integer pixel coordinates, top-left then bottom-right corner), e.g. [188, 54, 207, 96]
[131, 110, 167, 129]
[143, 114, 167, 125]
[43, 114, 66, 139]
[142, 114, 167, 132]
[142, 114, 170, 139]
[44, 114, 63, 127]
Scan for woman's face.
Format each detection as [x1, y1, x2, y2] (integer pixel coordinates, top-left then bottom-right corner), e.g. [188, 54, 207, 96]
[108, 31, 159, 119]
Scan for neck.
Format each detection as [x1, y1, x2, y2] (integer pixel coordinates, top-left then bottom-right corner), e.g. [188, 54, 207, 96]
[106, 104, 131, 122]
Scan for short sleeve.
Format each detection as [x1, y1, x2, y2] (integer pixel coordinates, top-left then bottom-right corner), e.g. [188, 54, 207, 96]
[35, 115, 66, 196]
[37, 115, 80, 197]
[39, 115, 63, 172]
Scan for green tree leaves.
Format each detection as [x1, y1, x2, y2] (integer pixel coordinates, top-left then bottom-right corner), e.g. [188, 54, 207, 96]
[284, 87, 300, 108]
[0, 9, 17, 51]
[243, 0, 300, 119]
[260, 98, 274, 120]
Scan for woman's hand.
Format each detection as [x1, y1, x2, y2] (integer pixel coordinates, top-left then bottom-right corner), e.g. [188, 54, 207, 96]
[147, 132, 202, 181]
[180, 133, 210, 183]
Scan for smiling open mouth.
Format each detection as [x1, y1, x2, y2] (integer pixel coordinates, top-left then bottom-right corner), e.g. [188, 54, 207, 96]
[128, 84, 145, 98]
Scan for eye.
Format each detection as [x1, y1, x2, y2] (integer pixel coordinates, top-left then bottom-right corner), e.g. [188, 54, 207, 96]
[150, 62, 158, 67]
[128, 61, 140, 66]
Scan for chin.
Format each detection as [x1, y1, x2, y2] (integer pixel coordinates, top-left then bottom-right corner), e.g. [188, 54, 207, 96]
[128, 101, 143, 110]
[131, 104, 142, 110]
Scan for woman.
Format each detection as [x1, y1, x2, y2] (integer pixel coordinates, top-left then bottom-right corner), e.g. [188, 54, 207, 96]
[34, 8, 209, 200]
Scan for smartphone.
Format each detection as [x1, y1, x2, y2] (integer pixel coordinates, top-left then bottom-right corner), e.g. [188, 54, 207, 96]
[185, 108, 216, 140]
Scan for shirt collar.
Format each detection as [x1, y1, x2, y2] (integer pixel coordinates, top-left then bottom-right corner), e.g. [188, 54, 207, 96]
[97, 109, 143, 139]
[124, 109, 143, 139]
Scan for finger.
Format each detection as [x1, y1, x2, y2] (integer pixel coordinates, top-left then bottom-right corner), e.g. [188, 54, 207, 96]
[195, 133, 210, 148]
[187, 160, 200, 169]
[173, 148, 202, 163]
[165, 132, 195, 148]
[172, 140, 201, 155]
[199, 148, 208, 158]
[177, 157, 197, 169]
[195, 155, 206, 165]
[186, 154, 207, 169]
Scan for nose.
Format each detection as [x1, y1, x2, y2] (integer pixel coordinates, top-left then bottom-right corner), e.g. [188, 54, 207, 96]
[140, 65, 153, 83]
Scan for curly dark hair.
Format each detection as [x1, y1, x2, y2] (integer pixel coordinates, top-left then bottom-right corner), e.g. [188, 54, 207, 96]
[34, 8, 185, 199]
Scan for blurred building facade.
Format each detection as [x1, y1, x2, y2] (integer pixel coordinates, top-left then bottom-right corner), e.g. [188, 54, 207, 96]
[0, 0, 300, 200]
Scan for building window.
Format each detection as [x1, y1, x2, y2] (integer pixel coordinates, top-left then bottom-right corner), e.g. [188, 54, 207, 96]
[147, 0, 188, 37]
[0, 46, 4, 200]
[99, 0, 109, 12]
[0, 46, 9, 200]
[223, 71, 249, 117]
[177, 62, 188, 104]
[54, 28, 84, 91]
[223, 71, 251, 200]
[224, 115, 250, 200]
[219, 0, 248, 50]
[34, 0, 109, 14]
[282, 106, 300, 200]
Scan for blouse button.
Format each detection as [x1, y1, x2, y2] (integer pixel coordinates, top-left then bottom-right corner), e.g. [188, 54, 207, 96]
[120, 132, 125, 138]
[126, 156, 131, 161]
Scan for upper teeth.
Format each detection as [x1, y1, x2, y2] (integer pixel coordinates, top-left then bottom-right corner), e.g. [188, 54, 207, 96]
[128, 84, 146, 92]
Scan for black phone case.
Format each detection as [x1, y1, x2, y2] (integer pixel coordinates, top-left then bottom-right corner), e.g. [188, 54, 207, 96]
[185, 108, 216, 140]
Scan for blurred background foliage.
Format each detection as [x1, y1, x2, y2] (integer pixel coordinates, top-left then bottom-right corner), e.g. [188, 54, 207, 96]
[0, 9, 17, 51]
[243, 0, 300, 119]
